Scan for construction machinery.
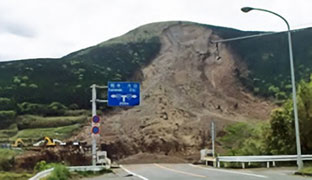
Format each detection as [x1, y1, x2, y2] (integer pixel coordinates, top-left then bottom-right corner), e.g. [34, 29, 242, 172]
[44, 136, 56, 146]
[12, 138, 26, 147]
[33, 137, 66, 147]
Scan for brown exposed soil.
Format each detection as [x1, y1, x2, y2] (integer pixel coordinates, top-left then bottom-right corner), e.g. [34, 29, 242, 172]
[14, 146, 90, 170]
[74, 23, 274, 163]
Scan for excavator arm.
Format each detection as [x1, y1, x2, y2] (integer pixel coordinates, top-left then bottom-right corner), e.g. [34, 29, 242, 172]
[12, 138, 26, 147]
[44, 137, 56, 146]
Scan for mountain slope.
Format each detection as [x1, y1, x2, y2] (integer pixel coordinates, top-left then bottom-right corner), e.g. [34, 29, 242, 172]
[73, 23, 274, 160]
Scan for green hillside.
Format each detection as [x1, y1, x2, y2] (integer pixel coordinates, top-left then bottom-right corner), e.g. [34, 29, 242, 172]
[0, 21, 312, 110]
[224, 28, 312, 98]
[0, 36, 160, 109]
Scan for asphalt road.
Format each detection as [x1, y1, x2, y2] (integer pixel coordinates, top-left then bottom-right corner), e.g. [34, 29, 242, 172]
[84, 164, 312, 180]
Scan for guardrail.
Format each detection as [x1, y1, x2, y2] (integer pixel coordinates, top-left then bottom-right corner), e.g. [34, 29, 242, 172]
[213, 154, 312, 168]
[29, 165, 108, 180]
[29, 168, 54, 180]
[68, 165, 108, 172]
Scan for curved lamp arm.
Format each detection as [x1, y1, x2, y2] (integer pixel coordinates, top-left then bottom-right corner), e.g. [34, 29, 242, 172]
[241, 7, 290, 30]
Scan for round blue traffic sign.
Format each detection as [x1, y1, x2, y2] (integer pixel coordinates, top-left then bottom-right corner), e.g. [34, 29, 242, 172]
[92, 126, 100, 134]
[92, 115, 100, 123]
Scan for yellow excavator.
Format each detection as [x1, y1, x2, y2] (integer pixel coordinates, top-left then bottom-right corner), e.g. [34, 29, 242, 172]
[12, 138, 26, 147]
[44, 136, 56, 147]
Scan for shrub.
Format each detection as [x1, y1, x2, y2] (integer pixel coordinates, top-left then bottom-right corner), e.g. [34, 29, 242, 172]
[17, 102, 67, 116]
[0, 149, 17, 171]
[0, 97, 15, 110]
[68, 103, 79, 110]
[34, 160, 48, 172]
[45, 102, 67, 116]
[0, 110, 16, 120]
[17, 102, 47, 115]
[17, 115, 86, 130]
[64, 109, 89, 116]
[220, 122, 269, 156]
[34, 160, 59, 172]
[0, 110, 16, 129]
[47, 164, 70, 180]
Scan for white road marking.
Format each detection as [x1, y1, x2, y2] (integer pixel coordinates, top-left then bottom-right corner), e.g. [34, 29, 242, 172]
[189, 164, 268, 178]
[154, 163, 207, 178]
[120, 165, 149, 180]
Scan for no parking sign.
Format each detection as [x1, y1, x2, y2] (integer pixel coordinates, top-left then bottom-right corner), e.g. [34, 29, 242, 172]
[92, 126, 100, 134]
[92, 115, 100, 134]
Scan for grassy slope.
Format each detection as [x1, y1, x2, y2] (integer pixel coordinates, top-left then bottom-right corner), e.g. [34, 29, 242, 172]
[17, 115, 86, 130]
[0, 172, 32, 180]
[0, 110, 88, 143]
[11, 124, 82, 140]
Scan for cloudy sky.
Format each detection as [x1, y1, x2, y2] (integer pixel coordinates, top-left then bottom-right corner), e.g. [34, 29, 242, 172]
[0, 0, 311, 61]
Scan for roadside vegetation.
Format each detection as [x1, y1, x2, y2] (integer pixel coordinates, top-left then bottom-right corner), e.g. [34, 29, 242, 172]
[70, 168, 113, 179]
[0, 149, 19, 171]
[220, 122, 268, 156]
[0, 149, 32, 180]
[33, 161, 112, 180]
[220, 77, 312, 165]
[0, 172, 32, 180]
[298, 166, 312, 175]
[34, 161, 70, 180]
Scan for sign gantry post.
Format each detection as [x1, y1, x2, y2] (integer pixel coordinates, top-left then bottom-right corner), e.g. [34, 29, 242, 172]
[90, 84, 107, 167]
[90, 82, 140, 167]
[91, 84, 97, 167]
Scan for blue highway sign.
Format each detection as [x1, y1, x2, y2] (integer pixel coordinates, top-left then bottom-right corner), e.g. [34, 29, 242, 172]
[107, 82, 140, 106]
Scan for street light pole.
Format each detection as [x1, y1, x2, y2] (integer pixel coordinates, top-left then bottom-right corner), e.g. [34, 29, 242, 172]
[241, 7, 303, 169]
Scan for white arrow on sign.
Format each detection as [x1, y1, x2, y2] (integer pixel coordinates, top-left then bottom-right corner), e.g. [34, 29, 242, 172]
[111, 94, 138, 102]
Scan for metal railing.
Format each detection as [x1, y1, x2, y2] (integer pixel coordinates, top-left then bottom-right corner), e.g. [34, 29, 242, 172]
[213, 155, 312, 168]
[68, 165, 108, 172]
[29, 168, 54, 180]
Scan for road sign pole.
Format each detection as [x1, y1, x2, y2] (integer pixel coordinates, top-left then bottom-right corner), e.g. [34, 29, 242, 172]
[91, 84, 97, 167]
[211, 121, 215, 157]
[90, 82, 139, 166]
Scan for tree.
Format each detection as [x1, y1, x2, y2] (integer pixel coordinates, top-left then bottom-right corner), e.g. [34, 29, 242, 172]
[266, 79, 312, 154]
[0, 98, 15, 110]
